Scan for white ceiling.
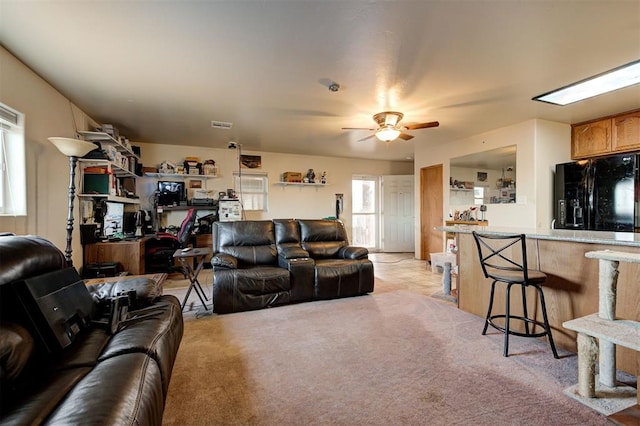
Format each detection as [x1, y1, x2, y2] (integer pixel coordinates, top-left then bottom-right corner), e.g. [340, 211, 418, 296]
[1, 1, 639, 162]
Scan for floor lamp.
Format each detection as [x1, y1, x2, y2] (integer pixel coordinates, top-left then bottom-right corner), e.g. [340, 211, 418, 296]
[48, 137, 97, 267]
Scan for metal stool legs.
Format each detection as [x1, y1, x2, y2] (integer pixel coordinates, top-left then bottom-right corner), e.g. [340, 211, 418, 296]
[483, 280, 559, 359]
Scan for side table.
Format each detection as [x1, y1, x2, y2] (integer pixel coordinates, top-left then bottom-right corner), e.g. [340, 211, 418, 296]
[173, 248, 211, 311]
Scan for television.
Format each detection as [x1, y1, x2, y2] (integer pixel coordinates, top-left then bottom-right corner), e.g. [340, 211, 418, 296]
[157, 181, 186, 206]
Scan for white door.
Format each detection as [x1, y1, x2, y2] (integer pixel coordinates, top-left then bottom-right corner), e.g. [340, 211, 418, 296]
[382, 175, 414, 252]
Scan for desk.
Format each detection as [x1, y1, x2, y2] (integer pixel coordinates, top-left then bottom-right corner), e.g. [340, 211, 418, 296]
[84, 237, 151, 275]
[173, 248, 211, 311]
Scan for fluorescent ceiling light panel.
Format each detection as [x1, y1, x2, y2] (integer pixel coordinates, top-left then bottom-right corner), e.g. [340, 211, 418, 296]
[533, 60, 640, 106]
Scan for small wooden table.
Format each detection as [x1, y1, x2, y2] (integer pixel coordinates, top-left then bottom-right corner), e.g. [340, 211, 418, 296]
[173, 248, 211, 311]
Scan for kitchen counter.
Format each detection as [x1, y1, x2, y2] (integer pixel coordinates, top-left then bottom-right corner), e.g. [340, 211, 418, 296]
[437, 225, 640, 247]
[440, 225, 639, 375]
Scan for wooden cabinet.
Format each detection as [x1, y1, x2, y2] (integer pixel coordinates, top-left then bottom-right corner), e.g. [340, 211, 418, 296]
[571, 109, 640, 159]
[612, 110, 640, 152]
[84, 237, 150, 275]
[571, 118, 611, 159]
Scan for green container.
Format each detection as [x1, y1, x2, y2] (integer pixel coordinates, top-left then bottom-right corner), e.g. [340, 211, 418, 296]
[83, 174, 109, 194]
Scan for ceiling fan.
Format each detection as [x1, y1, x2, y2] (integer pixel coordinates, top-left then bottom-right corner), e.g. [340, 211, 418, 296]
[342, 111, 439, 142]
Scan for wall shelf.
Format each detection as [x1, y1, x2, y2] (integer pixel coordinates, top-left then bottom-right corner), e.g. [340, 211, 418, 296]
[144, 172, 219, 179]
[77, 130, 139, 160]
[79, 159, 137, 178]
[274, 182, 328, 187]
[77, 194, 140, 204]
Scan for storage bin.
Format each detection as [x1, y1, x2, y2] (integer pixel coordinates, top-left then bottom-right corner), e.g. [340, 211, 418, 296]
[83, 174, 110, 194]
[83, 262, 120, 278]
[430, 252, 456, 274]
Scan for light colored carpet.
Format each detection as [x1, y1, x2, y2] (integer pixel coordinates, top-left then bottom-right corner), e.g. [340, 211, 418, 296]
[162, 289, 608, 425]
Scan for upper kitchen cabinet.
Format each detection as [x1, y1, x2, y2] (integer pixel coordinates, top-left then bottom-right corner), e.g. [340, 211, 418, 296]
[612, 110, 640, 152]
[572, 109, 640, 159]
[571, 118, 611, 159]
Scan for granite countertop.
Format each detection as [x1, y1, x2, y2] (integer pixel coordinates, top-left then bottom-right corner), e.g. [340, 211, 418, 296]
[436, 225, 640, 247]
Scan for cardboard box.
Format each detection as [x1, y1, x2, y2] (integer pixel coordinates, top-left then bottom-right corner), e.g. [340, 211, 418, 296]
[282, 172, 302, 182]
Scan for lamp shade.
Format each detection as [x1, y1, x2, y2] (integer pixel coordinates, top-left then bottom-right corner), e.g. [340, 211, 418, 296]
[48, 137, 97, 157]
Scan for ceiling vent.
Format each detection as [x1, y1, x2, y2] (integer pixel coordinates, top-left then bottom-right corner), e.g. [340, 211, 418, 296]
[211, 120, 233, 130]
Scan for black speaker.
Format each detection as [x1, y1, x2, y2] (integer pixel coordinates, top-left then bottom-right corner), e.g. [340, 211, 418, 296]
[80, 224, 99, 245]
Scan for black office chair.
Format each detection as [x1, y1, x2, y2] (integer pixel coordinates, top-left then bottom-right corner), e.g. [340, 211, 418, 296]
[145, 208, 197, 274]
[472, 231, 559, 358]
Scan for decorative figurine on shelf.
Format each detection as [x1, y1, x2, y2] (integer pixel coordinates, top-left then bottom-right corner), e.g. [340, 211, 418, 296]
[306, 168, 316, 183]
[159, 161, 176, 174]
[321, 171, 327, 184]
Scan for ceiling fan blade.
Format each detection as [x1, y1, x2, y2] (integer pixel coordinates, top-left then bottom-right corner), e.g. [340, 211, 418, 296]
[358, 134, 377, 142]
[398, 132, 414, 141]
[342, 127, 377, 131]
[404, 121, 439, 130]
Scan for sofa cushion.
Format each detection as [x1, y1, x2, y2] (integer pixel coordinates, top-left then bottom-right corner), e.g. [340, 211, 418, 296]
[298, 220, 348, 258]
[0, 322, 33, 383]
[99, 296, 183, 394]
[0, 366, 92, 426]
[214, 221, 278, 266]
[314, 259, 374, 299]
[45, 353, 164, 426]
[213, 267, 291, 313]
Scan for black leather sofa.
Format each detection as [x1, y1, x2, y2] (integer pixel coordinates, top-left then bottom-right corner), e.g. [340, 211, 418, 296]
[211, 219, 374, 314]
[0, 235, 183, 425]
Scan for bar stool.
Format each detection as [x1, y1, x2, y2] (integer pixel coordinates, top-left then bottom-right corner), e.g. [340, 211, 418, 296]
[472, 231, 559, 358]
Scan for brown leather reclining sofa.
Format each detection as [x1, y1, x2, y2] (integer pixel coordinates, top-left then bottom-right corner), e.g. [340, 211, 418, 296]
[211, 219, 374, 314]
[0, 235, 183, 425]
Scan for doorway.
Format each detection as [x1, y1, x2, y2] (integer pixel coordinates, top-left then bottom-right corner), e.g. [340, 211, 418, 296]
[381, 175, 414, 252]
[420, 164, 444, 260]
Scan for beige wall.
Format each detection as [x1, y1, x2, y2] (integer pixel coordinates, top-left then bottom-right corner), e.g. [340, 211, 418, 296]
[0, 46, 89, 265]
[413, 119, 572, 253]
[135, 142, 413, 234]
[1, 47, 413, 267]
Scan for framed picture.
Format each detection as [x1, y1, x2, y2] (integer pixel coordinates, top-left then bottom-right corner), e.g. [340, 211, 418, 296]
[240, 155, 262, 169]
[477, 171, 487, 182]
[189, 179, 203, 189]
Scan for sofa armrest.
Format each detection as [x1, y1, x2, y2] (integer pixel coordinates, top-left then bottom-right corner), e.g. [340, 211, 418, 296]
[338, 246, 369, 260]
[278, 257, 315, 302]
[278, 246, 309, 260]
[211, 253, 238, 269]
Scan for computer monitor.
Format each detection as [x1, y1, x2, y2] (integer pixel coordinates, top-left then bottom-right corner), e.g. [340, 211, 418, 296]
[157, 181, 185, 206]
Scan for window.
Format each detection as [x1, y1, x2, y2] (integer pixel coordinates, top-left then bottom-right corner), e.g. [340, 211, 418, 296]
[233, 172, 268, 211]
[352, 176, 378, 248]
[0, 103, 26, 216]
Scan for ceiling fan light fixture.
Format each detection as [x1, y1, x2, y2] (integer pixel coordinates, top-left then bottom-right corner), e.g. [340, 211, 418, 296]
[373, 111, 403, 127]
[375, 125, 401, 142]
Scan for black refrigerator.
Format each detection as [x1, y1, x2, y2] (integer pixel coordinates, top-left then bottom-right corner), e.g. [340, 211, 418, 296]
[554, 153, 639, 232]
